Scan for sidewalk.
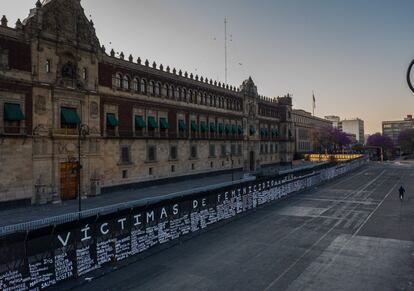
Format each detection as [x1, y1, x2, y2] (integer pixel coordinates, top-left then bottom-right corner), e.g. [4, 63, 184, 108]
[0, 161, 323, 228]
[0, 171, 245, 227]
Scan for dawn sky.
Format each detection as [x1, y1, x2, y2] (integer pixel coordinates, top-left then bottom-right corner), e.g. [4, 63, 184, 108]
[3, 0, 414, 133]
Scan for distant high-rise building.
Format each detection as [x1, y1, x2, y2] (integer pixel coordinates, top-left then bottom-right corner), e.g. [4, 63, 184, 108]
[382, 115, 414, 146]
[340, 118, 365, 144]
[324, 116, 340, 129]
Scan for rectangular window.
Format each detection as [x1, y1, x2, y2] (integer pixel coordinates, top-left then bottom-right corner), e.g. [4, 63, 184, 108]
[160, 117, 170, 130]
[135, 115, 146, 130]
[106, 113, 119, 128]
[120, 146, 131, 164]
[209, 144, 216, 157]
[170, 145, 178, 160]
[4, 103, 25, 134]
[178, 119, 186, 131]
[148, 145, 157, 161]
[231, 144, 236, 156]
[190, 145, 197, 159]
[61, 107, 80, 128]
[221, 144, 226, 157]
[237, 144, 242, 156]
[147, 116, 158, 129]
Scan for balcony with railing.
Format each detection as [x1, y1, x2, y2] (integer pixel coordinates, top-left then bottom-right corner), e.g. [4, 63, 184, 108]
[52, 127, 78, 136]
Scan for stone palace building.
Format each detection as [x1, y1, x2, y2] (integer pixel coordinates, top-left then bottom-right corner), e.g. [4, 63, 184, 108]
[0, 0, 294, 205]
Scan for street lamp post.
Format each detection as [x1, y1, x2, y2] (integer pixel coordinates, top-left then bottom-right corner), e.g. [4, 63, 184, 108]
[77, 124, 89, 218]
[226, 149, 234, 182]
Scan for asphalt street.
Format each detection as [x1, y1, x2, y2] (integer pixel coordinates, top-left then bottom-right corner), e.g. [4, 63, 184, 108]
[63, 162, 414, 291]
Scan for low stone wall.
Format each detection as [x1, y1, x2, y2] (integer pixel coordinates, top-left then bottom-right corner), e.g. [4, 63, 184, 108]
[0, 157, 368, 290]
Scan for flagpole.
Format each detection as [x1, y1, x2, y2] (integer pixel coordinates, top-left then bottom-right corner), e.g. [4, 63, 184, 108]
[312, 91, 315, 116]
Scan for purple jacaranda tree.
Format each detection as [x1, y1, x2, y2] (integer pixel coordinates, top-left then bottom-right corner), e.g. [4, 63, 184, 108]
[398, 128, 414, 154]
[313, 126, 351, 153]
[332, 128, 352, 149]
[367, 133, 393, 150]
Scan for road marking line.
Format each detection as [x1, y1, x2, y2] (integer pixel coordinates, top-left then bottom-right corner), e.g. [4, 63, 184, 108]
[300, 169, 402, 281]
[261, 168, 387, 291]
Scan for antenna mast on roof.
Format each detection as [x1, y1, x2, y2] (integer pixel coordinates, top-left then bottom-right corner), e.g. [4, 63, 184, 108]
[224, 17, 228, 85]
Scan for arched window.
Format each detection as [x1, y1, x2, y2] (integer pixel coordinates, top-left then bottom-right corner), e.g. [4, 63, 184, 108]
[114, 73, 122, 88]
[155, 82, 161, 96]
[182, 89, 187, 102]
[177, 87, 182, 101]
[123, 75, 130, 90]
[169, 86, 174, 99]
[174, 87, 179, 99]
[149, 81, 155, 95]
[165, 84, 170, 97]
[140, 79, 147, 94]
[133, 78, 139, 92]
[189, 90, 193, 103]
[162, 84, 168, 97]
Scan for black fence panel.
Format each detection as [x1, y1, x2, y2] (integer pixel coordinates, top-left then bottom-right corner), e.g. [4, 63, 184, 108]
[0, 157, 368, 290]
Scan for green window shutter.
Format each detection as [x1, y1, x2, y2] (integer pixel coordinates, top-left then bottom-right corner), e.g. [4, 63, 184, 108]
[260, 128, 266, 137]
[238, 126, 243, 135]
[191, 120, 198, 132]
[232, 125, 237, 134]
[135, 115, 146, 129]
[106, 113, 119, 127]
[210, 123, 216, 132]
[218, 123, 224, 133]
[200, 121, 207, 132]
[4, 103, 25, 121]
[272, 129, 278, 137]
[225, 124, 231, 134]
[61, 107, 80, 125]
[148, 116, 158, 129]
[160, 117, 170, 129]
[249, 126, 256, 135]
[288, 129, 292, 137]
[265, 128, 269, 137]
[178, 120, 186, 131]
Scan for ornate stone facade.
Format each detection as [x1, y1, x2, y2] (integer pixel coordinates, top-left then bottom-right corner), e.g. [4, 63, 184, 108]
[0, 0, 294, 204]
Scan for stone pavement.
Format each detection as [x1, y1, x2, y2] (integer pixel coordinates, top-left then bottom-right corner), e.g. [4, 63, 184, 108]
[59, 162, 414, 291]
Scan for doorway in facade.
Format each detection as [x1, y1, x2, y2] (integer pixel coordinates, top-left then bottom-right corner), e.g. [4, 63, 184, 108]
[60, 162, 77, 200]
[249, 151, 255, 171]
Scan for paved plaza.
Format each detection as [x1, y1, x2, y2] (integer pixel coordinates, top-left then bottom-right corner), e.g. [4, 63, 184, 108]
[55, 161, 414, 291]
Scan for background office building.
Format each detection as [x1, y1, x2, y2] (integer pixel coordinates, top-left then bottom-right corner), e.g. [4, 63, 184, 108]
[325, 115, 365, 145]
[324, 115, 340, 129]
[340, 118, 365, 144]
[292, 109, 332, 155]
[382, 115, 414, 146]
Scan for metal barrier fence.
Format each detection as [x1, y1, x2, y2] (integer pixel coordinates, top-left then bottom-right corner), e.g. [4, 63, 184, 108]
[0, 157, 368, 290]
[0, 176, 258, 237]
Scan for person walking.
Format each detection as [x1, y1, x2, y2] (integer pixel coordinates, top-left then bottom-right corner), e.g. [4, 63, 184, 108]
[399, 186, 406, 201]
